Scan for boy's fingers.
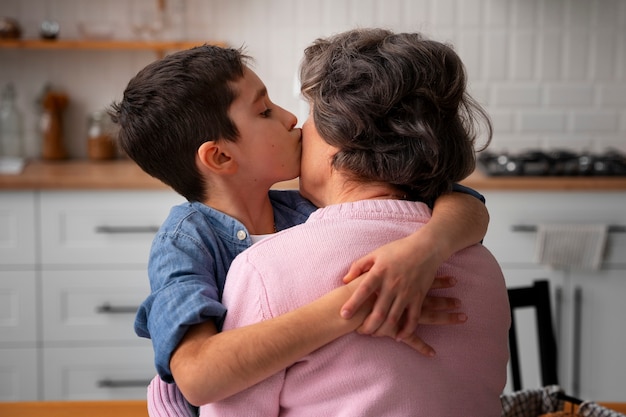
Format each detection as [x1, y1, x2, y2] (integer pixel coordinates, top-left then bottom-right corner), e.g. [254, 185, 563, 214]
[422, 295, 461, 311]
[430, 276, 456, 289]
[400, 334, 436, 357]
[418, 311, 468, 325]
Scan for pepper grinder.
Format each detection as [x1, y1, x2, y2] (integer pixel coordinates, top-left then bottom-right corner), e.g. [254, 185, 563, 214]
[40, 89, 69, 160]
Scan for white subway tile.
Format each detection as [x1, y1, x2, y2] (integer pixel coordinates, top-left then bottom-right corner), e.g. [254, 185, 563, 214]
[324, 0, 350, 28]
[512, 0, 537, 28]
[567, 0, 592, 28]
[488, 111, 516, 133]
[483, 31, 509, 80]
[591, 30, 618, 81]
[467, 83, 490, 105]
[458, 0, 483, 27]
[484, 0, 510, 27]
[519, 111, 567, 132]
[595, 0, 622, 28]
[456, 32, 483, 81]
[431, 0, 456, 27]
[492, 84, 542, 107]
[570, 111, 620, 132]
[598, 85, 626, 107]
[539, 32, 563, 81]
[564, 31, 591, 81]
[545, 84, 594, 107]
[402, 0, 431, 32]
[374, 0, 403, 27]
[540, 0, 566, 28]
[510, 31, 536, 80]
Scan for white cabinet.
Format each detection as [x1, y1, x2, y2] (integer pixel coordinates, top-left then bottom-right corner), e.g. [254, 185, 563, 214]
[0, 191, 36, 265]
[566, 269, 626, 401]
[482, 191, 626, 402]
[0, 189, 184, 401]
[43, 345, 155, 401]
[0, 348, 39, 401]
[0, 191, 39, 401]
[39, 191, 178, 265]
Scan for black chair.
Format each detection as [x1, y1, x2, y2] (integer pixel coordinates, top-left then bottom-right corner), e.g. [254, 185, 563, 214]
[507, 279, 559, 391]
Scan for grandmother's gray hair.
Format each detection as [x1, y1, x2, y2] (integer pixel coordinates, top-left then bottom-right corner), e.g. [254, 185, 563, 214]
[300, 28, 492, 202]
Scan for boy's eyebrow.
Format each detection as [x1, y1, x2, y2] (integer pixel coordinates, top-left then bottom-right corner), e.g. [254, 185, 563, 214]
[252, 86, 268, 104]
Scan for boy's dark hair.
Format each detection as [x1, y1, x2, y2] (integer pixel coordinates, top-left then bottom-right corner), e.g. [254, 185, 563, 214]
[109, 45, 250, 202]
[300, 28, 492, 202]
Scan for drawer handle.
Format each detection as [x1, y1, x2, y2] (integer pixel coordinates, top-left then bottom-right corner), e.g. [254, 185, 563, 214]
[96, 303, 139, 314]
[95, 225, 160, 234]
[512, 224, 626, 233]
[98, 378, 152, 388]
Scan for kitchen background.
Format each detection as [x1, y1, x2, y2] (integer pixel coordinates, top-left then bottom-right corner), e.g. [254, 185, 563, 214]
[2, 0, 626, 405]
[1, 0, 626, 160]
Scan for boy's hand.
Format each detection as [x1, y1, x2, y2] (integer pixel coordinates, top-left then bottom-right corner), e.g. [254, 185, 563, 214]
[341, 231, 455, 341]
[356, 289, 467, 356]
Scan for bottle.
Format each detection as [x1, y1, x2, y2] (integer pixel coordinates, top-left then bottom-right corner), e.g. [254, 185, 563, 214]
[0, 83, 24, 158]
[87, 110, 116, 160]
[40, 89, 69, 160]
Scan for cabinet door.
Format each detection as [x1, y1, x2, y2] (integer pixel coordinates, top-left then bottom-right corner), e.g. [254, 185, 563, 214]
[41, 270, 150, 343]
[39, 190, 184, 265]
[0, 348, 39, 401]
[0, 271, 37, 344]
[0, 191, 36, 265]
[43, 345, 155, 400]
[567, 269, 626, 402]
[481, 191, 626, 266]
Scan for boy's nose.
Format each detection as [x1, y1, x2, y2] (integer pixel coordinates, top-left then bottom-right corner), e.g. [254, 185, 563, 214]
[284, 110, 298, 130]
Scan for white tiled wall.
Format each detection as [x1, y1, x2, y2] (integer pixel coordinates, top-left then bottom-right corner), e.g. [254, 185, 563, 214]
[1, 0, 625, 158]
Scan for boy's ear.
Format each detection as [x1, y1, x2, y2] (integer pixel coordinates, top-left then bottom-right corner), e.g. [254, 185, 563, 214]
[197, 141, 237, 174]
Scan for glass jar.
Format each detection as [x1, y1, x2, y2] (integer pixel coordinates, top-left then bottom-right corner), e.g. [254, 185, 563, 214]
[87, 110, 116, 160]
[0, 83, 24, 158]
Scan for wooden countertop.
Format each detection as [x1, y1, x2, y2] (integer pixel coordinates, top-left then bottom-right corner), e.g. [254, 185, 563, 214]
[2, 159, 626, 191]
[0, 159, 300, 191]
[463, 169, 626, 191]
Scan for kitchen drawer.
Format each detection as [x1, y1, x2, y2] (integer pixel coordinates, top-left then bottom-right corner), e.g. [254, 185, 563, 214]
[39, 190, 183, 265]
[42, 345, 154, 400]
[41, 270, 150, 343]
[482, 192, 626, 267]
[0, 347, 39, 401]
[0, 191, 36, 265]
[0, 271, 37, 344]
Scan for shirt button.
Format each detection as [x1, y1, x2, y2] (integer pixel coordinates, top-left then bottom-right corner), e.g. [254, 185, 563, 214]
[236, 230, 247, 240]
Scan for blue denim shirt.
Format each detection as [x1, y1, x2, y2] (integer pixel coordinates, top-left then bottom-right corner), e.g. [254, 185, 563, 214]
[135, 190, 316, 382]
[135, 185, 483, 382]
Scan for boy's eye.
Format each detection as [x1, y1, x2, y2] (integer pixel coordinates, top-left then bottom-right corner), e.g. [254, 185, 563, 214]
[261, 108, 273, 118]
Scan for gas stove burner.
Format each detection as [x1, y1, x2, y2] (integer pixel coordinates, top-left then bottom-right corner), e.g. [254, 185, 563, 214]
[477, 148, 626, 177]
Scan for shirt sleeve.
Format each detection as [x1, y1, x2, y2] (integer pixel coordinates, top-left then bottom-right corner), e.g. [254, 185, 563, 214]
[451, 183, 486, 203]
[135, 230, 228, 383]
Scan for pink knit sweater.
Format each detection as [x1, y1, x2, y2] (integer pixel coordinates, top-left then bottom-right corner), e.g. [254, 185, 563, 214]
[201, 200, 510, 417]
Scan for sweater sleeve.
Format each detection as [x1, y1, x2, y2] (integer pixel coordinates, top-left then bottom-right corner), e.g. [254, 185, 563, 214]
[199, 254, 284, 417]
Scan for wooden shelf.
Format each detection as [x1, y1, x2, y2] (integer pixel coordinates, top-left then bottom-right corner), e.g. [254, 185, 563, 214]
[0, 39, 227, 56]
